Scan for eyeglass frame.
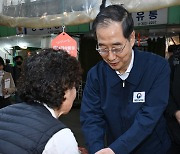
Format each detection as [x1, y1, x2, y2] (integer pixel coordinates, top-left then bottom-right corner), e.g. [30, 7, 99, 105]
[96, 40, 127, 56]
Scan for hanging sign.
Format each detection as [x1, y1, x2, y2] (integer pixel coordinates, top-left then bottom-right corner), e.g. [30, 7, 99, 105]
[51, 32, 77, 57]
[132, 8, 168, 26]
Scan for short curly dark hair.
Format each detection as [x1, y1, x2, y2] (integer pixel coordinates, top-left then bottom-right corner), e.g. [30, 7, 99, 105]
[13, 55, 23, 61]
[17, 48, 82, 109]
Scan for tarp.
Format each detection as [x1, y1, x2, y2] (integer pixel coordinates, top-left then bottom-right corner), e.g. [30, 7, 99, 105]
[0, 0, 179, 28]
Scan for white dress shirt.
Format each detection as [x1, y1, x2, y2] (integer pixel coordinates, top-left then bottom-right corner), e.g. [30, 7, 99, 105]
[42, 105, 80, 154]
[116, 49, 134, 80]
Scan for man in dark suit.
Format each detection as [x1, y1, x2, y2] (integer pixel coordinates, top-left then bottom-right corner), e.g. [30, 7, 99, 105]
[13, 55, 23, 85]
[80, 5, 171, 154]
[166, 45, 180, 154]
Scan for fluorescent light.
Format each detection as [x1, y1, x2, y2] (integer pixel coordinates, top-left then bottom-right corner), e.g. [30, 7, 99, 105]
[18, 43, 27, 49]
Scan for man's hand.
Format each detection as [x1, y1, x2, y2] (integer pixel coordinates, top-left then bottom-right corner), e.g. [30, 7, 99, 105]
[175, 110, 180, 124]
[95, 148, 115, 154]
[78, 147, 88, 154]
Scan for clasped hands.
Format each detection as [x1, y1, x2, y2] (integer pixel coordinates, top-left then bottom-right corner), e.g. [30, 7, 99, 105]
[95, 148, 115, 154]
[175, 110, 180, 124]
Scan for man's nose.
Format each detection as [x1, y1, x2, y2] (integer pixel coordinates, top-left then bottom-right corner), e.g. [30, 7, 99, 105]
[107, 50, 116, 61]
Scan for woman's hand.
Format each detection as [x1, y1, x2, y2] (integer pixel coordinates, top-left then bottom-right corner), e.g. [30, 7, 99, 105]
[175, 110, 180, 124]
[78, 147, 88, 154]
[95, 148, 115, 154]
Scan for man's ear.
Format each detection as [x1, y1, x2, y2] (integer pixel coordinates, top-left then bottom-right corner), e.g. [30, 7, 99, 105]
[130, 31, 135, 47]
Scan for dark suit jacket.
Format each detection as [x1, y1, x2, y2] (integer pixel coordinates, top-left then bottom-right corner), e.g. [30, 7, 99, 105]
[165, 58, 180, 145]
[81, 49, 171, 154]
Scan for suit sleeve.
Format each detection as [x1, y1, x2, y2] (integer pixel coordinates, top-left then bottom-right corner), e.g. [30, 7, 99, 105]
[165, 63, 179, 117]
[165, 81, 178, 117]
[80, 70, 106, 154]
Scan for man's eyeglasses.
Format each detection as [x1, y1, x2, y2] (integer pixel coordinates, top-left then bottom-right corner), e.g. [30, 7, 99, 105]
[96, 40, 127, 56]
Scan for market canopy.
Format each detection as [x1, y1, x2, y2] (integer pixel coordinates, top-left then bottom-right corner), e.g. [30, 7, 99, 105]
[0, 0, 179, 28]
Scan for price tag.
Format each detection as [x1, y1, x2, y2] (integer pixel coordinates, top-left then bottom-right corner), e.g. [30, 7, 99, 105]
[51, 32, 77, 57]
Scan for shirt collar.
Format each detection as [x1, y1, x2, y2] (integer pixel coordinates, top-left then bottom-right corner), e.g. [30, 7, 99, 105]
[116, 49, 134, 80]
[43, 104, 57, 119]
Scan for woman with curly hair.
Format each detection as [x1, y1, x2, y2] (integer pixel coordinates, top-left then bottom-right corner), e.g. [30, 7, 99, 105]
[0, 49, 82, 153]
